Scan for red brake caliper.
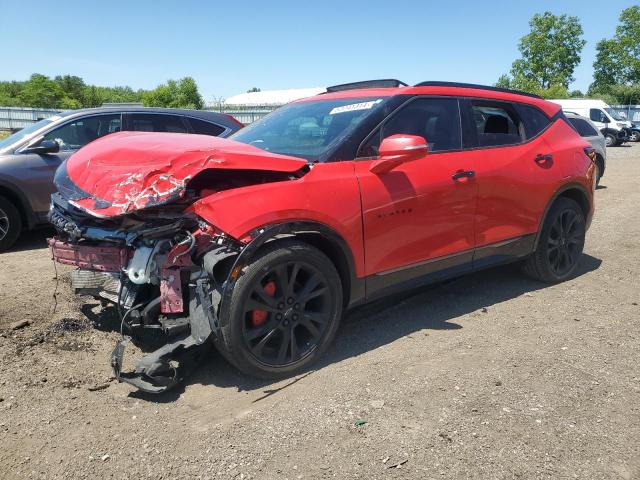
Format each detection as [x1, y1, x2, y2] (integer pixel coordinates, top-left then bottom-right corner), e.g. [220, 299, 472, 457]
[251, 281, 276, 327]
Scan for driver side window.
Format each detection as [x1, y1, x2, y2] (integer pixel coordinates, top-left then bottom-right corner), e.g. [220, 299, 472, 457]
[43, 114, 121, 151]
[358, 97, 462, 157]
[589, 109, 607, 123]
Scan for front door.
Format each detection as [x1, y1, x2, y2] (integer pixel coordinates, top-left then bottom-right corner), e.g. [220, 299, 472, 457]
[354, 97, 477, 297]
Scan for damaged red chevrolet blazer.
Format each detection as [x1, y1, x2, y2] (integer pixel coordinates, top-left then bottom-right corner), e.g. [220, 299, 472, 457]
[49, 80, 596, 392]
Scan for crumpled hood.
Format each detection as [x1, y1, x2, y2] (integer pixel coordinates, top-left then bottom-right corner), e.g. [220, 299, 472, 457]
[55, 131, 307, 217]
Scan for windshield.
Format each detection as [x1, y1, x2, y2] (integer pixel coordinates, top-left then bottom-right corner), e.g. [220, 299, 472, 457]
[0, 117, 56, 150]
[604, 108, 624, 121]
[230, 97, 388, 161]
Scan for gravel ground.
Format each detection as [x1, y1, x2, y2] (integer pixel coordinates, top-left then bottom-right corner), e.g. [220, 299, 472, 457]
[0, 144, 639, 480]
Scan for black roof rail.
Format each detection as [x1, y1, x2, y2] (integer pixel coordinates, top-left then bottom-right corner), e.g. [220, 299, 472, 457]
[324, 79, 408, 93]
[414, 81, 543, 99]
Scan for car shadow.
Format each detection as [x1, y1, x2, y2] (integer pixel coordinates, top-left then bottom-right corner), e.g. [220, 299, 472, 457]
[5, 227, 55, 253]
[117, 253, 602, 402]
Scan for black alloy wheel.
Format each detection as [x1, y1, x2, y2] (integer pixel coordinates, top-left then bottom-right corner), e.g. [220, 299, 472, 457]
[216, 240, 342, 378]
[521, 197, 586, 283]
[242, 261, 332, 366]
[546, 208, 584, 277]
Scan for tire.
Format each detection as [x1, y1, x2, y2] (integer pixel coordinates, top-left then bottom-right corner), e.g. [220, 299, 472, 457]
[521, 197, 585, 283]
[595, 155, 604, 186]
[0, 196, 22, 252]
[216, 240, 343, 379]
[630, 131, 640, 142]
[604, 133, 617, 147]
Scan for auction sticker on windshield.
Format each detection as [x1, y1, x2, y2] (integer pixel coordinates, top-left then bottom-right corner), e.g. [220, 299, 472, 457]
[329, 99, 383, 115]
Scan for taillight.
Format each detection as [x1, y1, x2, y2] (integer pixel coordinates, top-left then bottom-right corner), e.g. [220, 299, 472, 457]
[584, 147, 596, 164]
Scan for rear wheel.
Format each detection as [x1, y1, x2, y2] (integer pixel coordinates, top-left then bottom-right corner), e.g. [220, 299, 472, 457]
[522, 197, 585, 283]
[0, 196, 22, 252]
[216, 240, 343, 378]
[630, 130, 640, 142]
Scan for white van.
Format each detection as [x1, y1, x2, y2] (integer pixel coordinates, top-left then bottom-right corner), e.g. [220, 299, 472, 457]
[549, 99, 632, 146]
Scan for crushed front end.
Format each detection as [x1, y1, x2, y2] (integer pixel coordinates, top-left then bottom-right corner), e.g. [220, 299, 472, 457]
[47, 132, 309, 392]
[48, 193, 241, 393]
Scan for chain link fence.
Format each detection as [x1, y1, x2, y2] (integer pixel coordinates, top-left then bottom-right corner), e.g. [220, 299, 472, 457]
[0, 105, 280, 132]
[0, 106, 62, 131]
[611, 105, 640, 122]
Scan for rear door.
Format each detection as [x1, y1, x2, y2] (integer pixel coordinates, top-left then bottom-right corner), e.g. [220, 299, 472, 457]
[461, 99, 554, 266]
[354, 97, 477, 295]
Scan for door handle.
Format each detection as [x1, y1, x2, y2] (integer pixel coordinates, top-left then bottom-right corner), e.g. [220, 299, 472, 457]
[452, 170, 475, 181]
[535, 153, 553, 163]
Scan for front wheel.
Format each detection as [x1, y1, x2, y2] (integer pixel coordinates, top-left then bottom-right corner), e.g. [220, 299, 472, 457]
[521, 197, 586, 283]
[0, 196, 22, 252]
[604, 133, 617, 147]
[216, 240, 343, 379]
[630, 131, 640, 142]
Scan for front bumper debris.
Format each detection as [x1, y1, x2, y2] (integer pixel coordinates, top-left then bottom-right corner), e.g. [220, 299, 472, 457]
[48, 218, 241, 394]
[48, 238, 129, 272]
[111, 335, 205, 393]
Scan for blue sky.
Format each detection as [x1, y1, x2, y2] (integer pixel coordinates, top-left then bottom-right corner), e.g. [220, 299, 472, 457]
[1, 0, 635, 102]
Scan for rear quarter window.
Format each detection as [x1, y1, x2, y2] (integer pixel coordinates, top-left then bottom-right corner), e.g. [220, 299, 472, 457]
[514, 104, 551, 139]
[188, 118, 226, 136]
[567, 117, 598, 137]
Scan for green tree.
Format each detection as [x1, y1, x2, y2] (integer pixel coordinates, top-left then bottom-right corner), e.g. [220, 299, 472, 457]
[590, 6, 640, 92]
[0, 81, 23, 106]
[54, 75, 86, 106]
[247, 87, 261, 93]
[175, 77, 204, 109]
[18, 74, 64, 108]
[498, 12, 586, 94]
[143, 77, 203, 109]
[82, 86, 101, 107]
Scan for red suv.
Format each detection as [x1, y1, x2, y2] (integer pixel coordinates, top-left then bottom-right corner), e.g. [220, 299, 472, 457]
[49, 80, 596, 392]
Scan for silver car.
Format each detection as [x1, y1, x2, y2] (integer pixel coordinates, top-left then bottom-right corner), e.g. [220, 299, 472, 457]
[0, 107, 242, 251]
[564, 112, 607, 185]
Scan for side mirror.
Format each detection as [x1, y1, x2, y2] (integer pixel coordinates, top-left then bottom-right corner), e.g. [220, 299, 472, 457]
[22, 139, 60, 155]
[369, 134, 428, 174]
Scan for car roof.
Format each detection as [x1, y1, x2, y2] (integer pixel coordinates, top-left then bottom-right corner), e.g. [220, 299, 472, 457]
[56, 107, 242, 127]
[297, 82, 561, 117]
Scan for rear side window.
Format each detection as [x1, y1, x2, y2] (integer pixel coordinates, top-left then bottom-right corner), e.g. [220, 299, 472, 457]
[188, 117, 225, 136]
[514, 104, 551, 139]
[129, 114, 188, 133]
[471, 102, 523, 147]
[358, 97, 462, 157]
[568, 117, 598, 137]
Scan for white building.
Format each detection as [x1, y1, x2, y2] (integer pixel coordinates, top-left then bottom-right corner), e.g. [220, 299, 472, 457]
[223, 87, 326, 107]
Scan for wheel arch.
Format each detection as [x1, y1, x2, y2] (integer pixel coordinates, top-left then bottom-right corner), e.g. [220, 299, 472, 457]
[220, 221, 365, 310]
[533, 183, 591, 250]
[0, 179, 37, 229]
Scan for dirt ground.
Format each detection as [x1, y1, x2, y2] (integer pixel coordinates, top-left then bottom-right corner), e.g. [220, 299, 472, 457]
[1, 144, 639, 480]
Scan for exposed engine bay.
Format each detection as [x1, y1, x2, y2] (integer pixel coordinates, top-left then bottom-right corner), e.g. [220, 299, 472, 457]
[49, 193, 245, 392]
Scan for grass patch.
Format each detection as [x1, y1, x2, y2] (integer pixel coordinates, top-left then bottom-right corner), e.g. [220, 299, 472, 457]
[0, 131, 11, 140]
